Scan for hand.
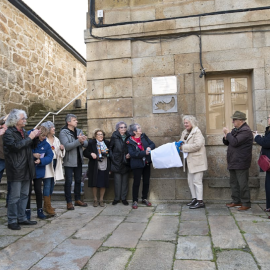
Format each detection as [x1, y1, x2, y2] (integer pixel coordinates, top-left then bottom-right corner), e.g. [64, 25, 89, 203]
[78, 133, 87, 143]
[223, 127, 229, 136]
[29, 129, 40, 139]
[34, 159, 41, 164]
[146, 148, 151, 155]
[60, 144, 65, 151]
[126, 153, 130, 159]
[0, 126, 7, 135]
[253, 131, 258, 138]
[33, 153, 41, 159]
[91, 153, 97, 159]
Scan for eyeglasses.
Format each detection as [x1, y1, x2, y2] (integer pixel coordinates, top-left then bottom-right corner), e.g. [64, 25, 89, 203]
[21, 117, 27, 121]
[267, 117, 270, 119]
[119, 126, 127, 129]
[96, 133, 103, 136]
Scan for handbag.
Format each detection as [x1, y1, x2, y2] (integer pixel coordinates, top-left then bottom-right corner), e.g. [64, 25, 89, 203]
[258, 154, 270, 172]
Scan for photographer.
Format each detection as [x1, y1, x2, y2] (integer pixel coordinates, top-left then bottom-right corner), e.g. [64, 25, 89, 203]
[83, 129, 110, 207]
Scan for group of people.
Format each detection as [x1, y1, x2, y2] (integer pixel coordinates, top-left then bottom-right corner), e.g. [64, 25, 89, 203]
[1, 108, 270, 230]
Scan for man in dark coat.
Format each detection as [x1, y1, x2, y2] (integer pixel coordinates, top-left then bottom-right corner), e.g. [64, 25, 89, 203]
[3, 109, 40, 230]
[223, 111, 253, 211]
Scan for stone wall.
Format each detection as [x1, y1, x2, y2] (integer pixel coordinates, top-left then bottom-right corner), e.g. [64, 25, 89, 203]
[85, 1, 270, 201]
[0, 0, 86, 116]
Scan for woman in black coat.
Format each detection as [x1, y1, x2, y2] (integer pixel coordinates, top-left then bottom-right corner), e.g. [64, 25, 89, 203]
[126, 123, 155, 210]
[109, 121, 130, 206]
[254, 115, 270, 215]
[83, 129, 110, 207]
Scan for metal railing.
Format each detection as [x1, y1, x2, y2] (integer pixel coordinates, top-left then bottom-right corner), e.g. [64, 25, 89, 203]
[34, 88, 87, 128]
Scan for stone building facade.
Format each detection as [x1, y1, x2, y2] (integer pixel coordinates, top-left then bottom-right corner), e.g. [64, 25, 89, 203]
[84, 0, 270, 201]
[0, 0, 86, 116]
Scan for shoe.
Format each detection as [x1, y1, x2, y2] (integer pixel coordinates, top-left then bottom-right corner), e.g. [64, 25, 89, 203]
[226, 202, 242, 207]
[25, 209, 31, 220]
[132, 201, 138, 209]
[100, 201, 105, 207]
[142, 199, 152, 207]
[186, 198, 197, 206]
[67, 202, 74, 210]
[112, 200, 120, 205]
[238, 206, 251, 211]
[264, 208, 270, 212]
[18, 220, 37, 225]
[122, 200, 129, 206]
[75, 200, 88, 207]
[43, 196, 55, 215]
[37, 208, 48, 219]
[189, 201, 205, 209]
[93, 200, 98, 207]
[8, 223, 21, 230]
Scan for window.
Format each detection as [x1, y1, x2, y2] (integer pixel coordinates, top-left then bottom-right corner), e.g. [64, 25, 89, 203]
[206, 73, 253, 134]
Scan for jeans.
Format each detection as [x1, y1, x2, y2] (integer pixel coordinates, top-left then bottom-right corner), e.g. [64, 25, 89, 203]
[0, 158, 5, 182]
[64, 160, 82, 203]
[6, 181, 11, 205]
[27, 178, 43, 209]
[132, 165, 151, 202]
[43, 159, 57, 196]
[8, 180, 30, 224]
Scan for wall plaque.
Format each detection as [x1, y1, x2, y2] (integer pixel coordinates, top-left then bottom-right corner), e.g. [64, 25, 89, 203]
[152, 95, 177, 113]
[152, 76, 177, 95]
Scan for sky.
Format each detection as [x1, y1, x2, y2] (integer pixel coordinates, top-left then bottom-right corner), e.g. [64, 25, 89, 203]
[23, 0, 88, 58]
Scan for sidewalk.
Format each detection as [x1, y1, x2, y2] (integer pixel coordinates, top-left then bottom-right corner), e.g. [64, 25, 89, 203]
[0, 200, 269, 270]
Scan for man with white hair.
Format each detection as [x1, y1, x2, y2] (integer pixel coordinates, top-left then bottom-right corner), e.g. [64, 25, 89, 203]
[3, 109, 40, 230]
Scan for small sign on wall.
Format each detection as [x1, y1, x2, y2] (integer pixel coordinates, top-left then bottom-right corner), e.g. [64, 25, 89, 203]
[152, 76, 177, 95]
[152, 95, 177, 113]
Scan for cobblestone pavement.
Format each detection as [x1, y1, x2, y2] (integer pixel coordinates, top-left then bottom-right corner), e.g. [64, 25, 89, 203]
[0, 200, 270, 270]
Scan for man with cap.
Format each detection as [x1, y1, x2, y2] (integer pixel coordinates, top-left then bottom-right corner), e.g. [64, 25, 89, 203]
[223, 111, 253, 211]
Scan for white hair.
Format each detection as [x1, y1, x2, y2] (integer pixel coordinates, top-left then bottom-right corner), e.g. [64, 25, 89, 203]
[182, 115, 198, 128]
[5, 109, 27, 127]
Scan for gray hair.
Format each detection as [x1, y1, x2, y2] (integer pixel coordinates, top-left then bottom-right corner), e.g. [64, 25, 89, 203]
[182, 115, 198, 128]
[115, 121, 127, 131]
[65, 114, 77, 124]
[128, 123, 140, 136]
[41, 121, 55, 131]
[5, 109, 27, 127]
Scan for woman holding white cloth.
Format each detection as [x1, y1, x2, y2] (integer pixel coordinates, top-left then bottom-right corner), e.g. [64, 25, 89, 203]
[180, 115, 207, 209]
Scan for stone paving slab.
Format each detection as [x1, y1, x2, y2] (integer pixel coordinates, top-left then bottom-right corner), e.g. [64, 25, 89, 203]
[155, 203, 181, 213]
[99, 204, 131, 216]
[176, 236, 213, 260]
[74, 216, 125, 240]
[0, 235, 21, 248]
[179, 220, 209, 235]
[125, 207, 154, 223]
[84, 248, 132, 270]
[127, 240, 175, 270]
[237, 220, 270, 234]
[206, 204, 230, 215]
[141, 215, 179, 241]
[31, 239, 102, 270]
[244, 233, 270, 268]
[233, 213, 270, 222]
[216, 250, 259, 270]
[181, 209, 207, 221]
[173, 260, 216, 270]
[0, 224, 35, 235]
[208, 216, 246, 248]
[103, 222, 146, 248]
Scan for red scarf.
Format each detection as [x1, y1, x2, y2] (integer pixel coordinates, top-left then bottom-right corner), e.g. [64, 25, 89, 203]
[132, 136, 144, 151]
[17, 128, 24, 138]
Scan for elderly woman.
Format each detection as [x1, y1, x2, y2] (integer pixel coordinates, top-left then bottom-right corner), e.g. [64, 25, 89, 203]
[126, 124, 155, 209]
[26, 126, 53, 220]
[254, 114, 270, 216]
[109, 122, 130, 206]
[180, 115, 208, 209]
[83, 129, 110, 207]
[41, 121, 65, 215]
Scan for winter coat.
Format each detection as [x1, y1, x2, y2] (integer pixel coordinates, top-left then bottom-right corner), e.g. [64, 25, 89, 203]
[83, 139, 111, 188]
[109, 130, 130, 174]
[3, 126, 35, 182]
[59, 127, 88, 167]
[180, 127, 208, 174]
[29, 136, 54, 179]
[255, 126, 270, 159]
[126, 133, 155, 170]
[44, 136, 65, 181]
[223, 122, 253, 170]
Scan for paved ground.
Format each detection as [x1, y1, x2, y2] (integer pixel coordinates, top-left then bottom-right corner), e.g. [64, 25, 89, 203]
[0, 200, 270, 270]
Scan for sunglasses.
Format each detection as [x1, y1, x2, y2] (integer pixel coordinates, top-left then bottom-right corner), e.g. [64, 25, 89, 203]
[119, 126, 127, 129]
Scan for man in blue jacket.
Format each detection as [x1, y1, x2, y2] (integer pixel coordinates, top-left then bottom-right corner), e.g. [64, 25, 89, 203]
[59, 114, 88, 210]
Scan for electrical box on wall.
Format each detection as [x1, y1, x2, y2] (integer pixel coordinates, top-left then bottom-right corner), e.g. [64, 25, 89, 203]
[97, 10, 103, 18]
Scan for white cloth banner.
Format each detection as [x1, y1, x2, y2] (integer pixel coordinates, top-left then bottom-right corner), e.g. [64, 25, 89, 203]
[151, 142, 183, 169]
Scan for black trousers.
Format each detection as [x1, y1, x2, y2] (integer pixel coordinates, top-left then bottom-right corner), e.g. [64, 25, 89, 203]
[27, 178, 43, 209]
[265, 171, 270, 209]
[132, 165, 151, 202]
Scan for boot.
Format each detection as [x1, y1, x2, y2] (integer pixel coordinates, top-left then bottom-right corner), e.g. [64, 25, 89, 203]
[43, 196, 48, 212]
[44, 196, 55, 215]
[25, 209, 31, 220]
[67, 202, 74, 210]
[37, 208, 48, 219]
[50, 195, 55, 210]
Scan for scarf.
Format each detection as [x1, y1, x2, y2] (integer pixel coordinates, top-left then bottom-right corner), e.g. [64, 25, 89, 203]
[96, 140, 108, 158]
[132, 136, 144, 151]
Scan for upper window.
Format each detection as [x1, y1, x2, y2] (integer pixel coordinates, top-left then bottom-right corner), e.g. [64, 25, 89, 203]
[206, 73, 253, 134]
